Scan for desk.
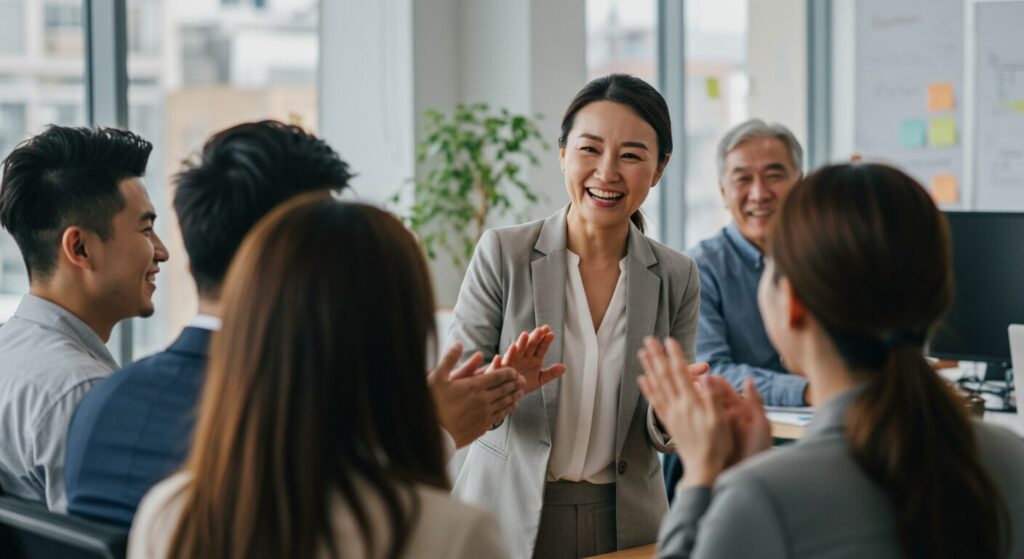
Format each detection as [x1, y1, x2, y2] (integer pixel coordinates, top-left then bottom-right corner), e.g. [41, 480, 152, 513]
[768, 410, 1022, 441]
[770, 420, 806, 440]
[585, 543, 656, 559]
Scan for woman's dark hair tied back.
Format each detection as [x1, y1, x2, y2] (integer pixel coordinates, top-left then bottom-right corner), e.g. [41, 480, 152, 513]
[559, 73, 672, 234]
[882, 329, 926, 350]
[824, 326, 927, 370]
[770, 162, 1010, 559]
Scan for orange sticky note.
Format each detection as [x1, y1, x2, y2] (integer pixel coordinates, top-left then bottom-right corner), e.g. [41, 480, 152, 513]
[928, 82, 955, 112]
[930, 175, 958, 204]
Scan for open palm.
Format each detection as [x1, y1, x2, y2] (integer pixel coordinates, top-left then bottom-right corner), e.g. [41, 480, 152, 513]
[497, 325, 567, 394]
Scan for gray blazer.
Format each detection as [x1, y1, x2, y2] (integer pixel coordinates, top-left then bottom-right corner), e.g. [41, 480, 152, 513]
[658, 386, 1024, 558]
[449, 207, 701, 558]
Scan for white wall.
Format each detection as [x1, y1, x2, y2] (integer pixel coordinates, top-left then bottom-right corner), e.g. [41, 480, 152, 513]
[320, 0, 417, 207]
[747, 0, 808, 149]
[321, 0, 586, 306]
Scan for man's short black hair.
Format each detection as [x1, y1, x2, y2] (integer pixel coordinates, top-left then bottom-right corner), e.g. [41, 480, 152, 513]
[173, 120, 353, 298]
[0, 126, 153, 281]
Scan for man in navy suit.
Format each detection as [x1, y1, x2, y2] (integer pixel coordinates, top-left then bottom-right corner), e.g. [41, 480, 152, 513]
[63, 121, 356, 527]
[64, 121, 525, 528]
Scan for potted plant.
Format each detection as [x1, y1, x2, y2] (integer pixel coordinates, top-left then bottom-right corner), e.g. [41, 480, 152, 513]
[392, 103, 548, 271]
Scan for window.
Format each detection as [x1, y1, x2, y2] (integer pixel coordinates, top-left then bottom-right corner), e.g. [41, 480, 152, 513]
[127, 0, 318, 357]
[680, 0, 806, 248]
[0, 0, 26, 54]
[44, 0, 83, 57]
[680, 0, 749, 247]
[585, 0, 660, 239]
[0, 0, 86, 321]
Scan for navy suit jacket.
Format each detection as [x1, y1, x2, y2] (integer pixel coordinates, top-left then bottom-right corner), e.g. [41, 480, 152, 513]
[65, 327, 211, 528]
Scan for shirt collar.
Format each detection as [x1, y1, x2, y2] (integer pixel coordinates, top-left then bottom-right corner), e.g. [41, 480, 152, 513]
[801, 383, 870, 440]
[188, 314, 222, 331]
[13, 294, 119, 368]
[724, 222, 764, 270]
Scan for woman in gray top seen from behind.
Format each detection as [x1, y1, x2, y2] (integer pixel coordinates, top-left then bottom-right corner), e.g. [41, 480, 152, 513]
[640, 163, 1024, 558]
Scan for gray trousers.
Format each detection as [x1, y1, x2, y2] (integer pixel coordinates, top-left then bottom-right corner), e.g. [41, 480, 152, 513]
[532, 481, 617, 559]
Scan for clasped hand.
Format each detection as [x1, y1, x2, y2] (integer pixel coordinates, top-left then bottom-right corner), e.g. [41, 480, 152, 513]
[428, 326, 566, 449]
[637, 337, 772, 491]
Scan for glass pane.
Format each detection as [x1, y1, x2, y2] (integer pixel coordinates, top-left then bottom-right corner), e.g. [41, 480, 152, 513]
[682, 0, 748, 248]
[128, 0, 319, 357]
[0, 0, 86, 321]
[584, 0, 660, 239]
[681, 0, 807, 249]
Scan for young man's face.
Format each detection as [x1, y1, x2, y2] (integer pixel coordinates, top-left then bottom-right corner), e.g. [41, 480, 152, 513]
[89, 178, 168, 321]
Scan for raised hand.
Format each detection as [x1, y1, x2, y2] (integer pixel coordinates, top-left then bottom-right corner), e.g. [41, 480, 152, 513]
[701, 376, 772, 467]
[497, 325, 567, 394]
[637, 337, 734, 490]
[428, 341, 525, 448]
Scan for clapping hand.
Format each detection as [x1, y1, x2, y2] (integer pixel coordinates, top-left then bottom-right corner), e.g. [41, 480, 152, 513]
[428, 341, 525, 448]
[496, 325, 567, 394]
[701, 375, 772, 467]
[637, 337, 771, 490]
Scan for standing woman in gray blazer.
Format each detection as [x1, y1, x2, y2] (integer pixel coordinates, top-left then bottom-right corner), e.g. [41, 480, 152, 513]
[449, 74, 703, 559]
[641, 163, 1024, 558]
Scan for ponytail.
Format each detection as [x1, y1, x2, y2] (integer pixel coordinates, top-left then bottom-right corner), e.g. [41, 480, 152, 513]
[844, 340, 1010, 559]
[770, 162, 1013, 558]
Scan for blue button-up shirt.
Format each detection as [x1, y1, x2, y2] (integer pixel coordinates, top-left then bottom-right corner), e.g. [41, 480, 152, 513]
[688, 223, 807, 406]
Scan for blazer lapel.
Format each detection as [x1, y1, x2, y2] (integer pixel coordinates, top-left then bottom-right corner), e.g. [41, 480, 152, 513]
[532, 207, 569, 440]
[616, 225, 659, 457]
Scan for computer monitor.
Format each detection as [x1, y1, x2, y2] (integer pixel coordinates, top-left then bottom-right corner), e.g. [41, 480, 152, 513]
[929, 211, 1024, 380]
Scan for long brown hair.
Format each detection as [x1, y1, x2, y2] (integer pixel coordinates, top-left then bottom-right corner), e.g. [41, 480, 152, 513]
[769, 163, 1010, 558]
[166, 194, 448, 558]
[559, 73, 672, 233]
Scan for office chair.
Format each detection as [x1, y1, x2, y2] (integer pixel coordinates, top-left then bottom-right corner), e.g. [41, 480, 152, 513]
[0, 496, 127, 559]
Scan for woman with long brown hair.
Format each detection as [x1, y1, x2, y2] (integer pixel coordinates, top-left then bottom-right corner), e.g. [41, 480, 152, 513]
[640, 163, 1024, 558]
[127, 194, 507, 558]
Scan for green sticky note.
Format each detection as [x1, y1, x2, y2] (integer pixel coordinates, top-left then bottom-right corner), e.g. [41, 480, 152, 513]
[706, 77, 720, 99]
[899, 119, 926, 148]
[928, 117, 957, 147]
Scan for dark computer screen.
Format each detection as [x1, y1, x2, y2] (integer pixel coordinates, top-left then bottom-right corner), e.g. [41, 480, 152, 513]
[929, 211, 1024, 364]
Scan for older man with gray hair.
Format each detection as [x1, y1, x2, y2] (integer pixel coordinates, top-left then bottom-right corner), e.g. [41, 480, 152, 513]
[664, 119, 807, 495]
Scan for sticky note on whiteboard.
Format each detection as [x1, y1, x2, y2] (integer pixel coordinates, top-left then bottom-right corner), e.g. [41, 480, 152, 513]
[928, 82, 955, 112]
[899, 119, 926, 148]
[928, 117, 957, 147]
[930, 175, 958, 204]
[706, 77, 720, 99]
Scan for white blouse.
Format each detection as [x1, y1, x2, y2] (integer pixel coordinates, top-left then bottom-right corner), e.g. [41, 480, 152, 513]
[546, 250, 627, 484]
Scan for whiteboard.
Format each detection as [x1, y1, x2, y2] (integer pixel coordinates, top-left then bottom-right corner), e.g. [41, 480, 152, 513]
[855, 0, 964, 206]
[974, 1, 1024, 210]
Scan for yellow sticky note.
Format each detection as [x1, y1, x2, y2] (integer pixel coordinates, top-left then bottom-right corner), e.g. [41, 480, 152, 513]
[928, 82, 955, 112]
[1011, 100, 1024, 113]
[705, 77, 720, 99]
[930, 175, 958, 204]
[928, 117, 957, 147]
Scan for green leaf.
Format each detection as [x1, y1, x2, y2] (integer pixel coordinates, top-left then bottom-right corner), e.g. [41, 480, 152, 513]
[406, 104, 546, 269]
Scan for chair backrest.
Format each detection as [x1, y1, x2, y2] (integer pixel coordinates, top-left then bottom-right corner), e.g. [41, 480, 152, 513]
[0, 496, 127, 559]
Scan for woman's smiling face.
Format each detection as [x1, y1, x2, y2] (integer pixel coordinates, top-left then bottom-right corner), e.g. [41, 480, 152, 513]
[560, 100, 667, 230]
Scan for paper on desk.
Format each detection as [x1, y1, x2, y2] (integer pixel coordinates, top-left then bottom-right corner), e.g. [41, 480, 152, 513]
[766, 411, 813, 427]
